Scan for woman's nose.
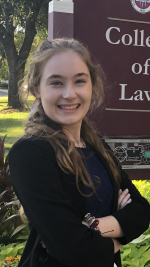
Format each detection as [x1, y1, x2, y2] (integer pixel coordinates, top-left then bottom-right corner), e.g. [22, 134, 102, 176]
[62, 85, 76, 99]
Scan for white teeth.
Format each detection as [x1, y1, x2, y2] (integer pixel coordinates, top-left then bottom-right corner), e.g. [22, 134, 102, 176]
[59, 105, 79, 109]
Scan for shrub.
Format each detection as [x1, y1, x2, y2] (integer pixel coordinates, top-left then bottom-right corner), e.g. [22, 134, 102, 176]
[0, 136, 29, 246]
[0, 255, 21, 266]
[0, 82, 8, 88]
[121, 180, 150, 267]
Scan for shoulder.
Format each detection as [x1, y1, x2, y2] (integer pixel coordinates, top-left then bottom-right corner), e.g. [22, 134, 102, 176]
[9, 136, 56, 164]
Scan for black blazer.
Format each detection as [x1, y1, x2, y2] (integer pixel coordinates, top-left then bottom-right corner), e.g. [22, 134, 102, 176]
[8, 136, 150, 267]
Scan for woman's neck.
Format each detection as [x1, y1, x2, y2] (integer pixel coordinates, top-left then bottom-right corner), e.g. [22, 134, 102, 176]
[74, 139, 86, 148]
[62, 124, 82, 144]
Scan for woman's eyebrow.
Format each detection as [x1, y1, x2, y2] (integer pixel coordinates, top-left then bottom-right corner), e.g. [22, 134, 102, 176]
[47, 75, 63, 79]
[47, 73, 89, 80]
[74, 73, 89, 77]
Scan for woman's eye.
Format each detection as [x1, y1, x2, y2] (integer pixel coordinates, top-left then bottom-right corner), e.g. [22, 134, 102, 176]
[75, 79, 86, 84]
[50, 81, 62, 86]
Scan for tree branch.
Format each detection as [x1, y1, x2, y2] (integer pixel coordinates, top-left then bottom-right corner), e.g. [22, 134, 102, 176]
[35, 21, 43, 26]
[0, 23, 18, 69]
[5, 2, 15, 34]
[19, 0, 45, 62]
[19, 19, 36, 62]
[32, 0, 45, 15]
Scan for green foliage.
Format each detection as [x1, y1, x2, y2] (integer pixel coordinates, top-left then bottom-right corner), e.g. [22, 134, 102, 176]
[14, 26, 48, 56]
[0, 261, 19, 267]
[121, 236, 150, 267]
[0, 44, 8, 83]
[132, 180, 150, 204]
[0, 82, 8, 88]
[120, 180, 150, 267]
[0, 96, 34, 148]
[0, 242, 26, 262]
[0, 59, 8, 83]
[24, 28, 48, 75]
[0, 0, 48, 108]
[0, 0, 48, 83]
[0, 135, 30, 246]
[0, 0, 46, 30]
[0, 107, 33, 265]
[0, 19, 48, 83]
[0, 0, 48, 51]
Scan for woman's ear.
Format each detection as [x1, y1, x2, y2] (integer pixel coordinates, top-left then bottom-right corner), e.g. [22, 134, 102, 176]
[32, 86, 41, 98]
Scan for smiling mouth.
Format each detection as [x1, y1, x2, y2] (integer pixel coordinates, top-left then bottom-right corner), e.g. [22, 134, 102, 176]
[57, 104, 81, 110]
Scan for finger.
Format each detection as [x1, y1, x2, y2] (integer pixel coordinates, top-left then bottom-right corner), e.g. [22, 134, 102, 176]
[121, 198, 132, 209]
[126, 198, 132, 204]
[118, 189, 122, 196]
[119, 189, 129, 199]
[118, 189, 129, 204]
[118, 189, 130, 210]
[120, 196, 131, 209]
[40, 241, 46, 248]
[120, 193, 131, 207]
[118, 189, 130, 209]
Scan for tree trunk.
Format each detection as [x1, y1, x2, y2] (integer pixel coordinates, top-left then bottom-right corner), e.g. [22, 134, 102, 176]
[4, 41, 25, 109]
[8, 63, 25, 109]
[2, 24, 35, 109]
[0, 0, 45, 109]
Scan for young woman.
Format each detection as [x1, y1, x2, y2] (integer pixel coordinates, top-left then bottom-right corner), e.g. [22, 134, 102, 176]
[9, 39, 150, 267]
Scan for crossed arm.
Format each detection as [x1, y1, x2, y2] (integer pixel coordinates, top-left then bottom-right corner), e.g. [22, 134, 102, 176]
[89, 188, 131, 238]
[10, 138, 150, 262]
[41, 189, 131, 254]
[83, 188, 131, 253]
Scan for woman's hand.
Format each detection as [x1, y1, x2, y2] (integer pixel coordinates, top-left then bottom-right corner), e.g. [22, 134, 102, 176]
[40, 240, 46, 248]
[118, 189, 132, 210]
[112, 238, 122, 253]
[40, 241, 49, 254]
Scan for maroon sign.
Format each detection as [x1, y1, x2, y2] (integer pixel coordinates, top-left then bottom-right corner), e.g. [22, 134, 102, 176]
[73, 0, 150, 178]
[74, 0, 150, 137]
[48, 0, 150, 178]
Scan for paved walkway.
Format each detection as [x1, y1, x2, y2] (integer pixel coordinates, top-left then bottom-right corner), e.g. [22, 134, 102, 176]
[0, 89, 8, 96]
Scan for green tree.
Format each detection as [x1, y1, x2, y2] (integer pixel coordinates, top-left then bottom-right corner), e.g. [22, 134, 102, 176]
[0, 0, 48, 109]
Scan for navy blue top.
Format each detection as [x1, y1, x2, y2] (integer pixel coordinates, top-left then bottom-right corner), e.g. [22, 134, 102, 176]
[76, 144, 113, 218]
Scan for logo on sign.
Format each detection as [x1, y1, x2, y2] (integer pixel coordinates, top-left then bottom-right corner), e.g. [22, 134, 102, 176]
[113, 147, 127, 162]
[131, 0, 150, 13]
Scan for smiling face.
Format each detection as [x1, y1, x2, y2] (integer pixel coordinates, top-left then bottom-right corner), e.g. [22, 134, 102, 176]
[37, 49, 93, 131]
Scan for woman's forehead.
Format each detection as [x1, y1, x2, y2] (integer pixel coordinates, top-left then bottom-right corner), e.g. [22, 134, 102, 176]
[42, 49, 89, 77]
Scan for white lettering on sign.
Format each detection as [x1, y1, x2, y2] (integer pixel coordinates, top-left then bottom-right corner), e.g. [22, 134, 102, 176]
[106, 26, 150, 107]
[106, 27, 120, 44]
[122, 34, 132, 45]
[132, 63, 142, 74]
[119, 84, 150, 101]
[134, 30, 144, 47]
[145, 91, 150, 101]
[119, 84, 133, 100]
[132, 59, 150, 75]
[106, 27, 150, 47]
[144, 59, 150, 75]
[134, 90, 144, 101]
[146, 36, 150, 47]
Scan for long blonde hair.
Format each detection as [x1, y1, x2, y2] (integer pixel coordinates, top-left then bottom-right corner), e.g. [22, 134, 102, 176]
[19, 39, 120, 220]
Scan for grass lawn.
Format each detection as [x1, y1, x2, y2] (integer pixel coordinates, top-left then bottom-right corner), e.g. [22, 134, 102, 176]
[0, 96, 35, 149]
